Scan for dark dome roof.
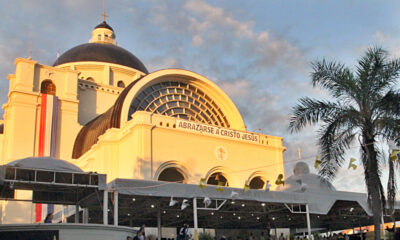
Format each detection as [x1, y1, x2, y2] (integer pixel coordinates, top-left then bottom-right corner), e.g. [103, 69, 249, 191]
[95, 21, 114, 31]
[53, 43, 149, 74]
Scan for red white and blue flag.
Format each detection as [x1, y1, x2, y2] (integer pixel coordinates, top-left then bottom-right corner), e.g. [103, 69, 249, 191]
[35, 94, 58, 222]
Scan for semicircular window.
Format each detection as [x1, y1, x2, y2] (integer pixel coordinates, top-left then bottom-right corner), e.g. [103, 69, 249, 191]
[128, 81, 230, 127]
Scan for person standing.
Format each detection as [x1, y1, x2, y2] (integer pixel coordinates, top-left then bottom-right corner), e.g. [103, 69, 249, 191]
[139, 224, 146, 240]
[178, 224, 189, 240]
[44, 213, 53, 223]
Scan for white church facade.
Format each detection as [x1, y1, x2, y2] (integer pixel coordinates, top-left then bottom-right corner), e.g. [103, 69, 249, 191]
[0, 20, 286, 223]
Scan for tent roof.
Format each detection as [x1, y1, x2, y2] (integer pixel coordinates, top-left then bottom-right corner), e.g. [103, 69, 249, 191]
[104, 179, 400, 230]
[108, 179, 374, 215]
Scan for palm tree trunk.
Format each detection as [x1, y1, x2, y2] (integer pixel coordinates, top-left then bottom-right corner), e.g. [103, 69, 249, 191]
[369, 185, 382, 240]
[364, 136, 382, 240]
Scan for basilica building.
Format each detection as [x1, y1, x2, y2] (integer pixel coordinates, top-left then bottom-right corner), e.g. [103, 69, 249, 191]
[0, 20, 285, 223]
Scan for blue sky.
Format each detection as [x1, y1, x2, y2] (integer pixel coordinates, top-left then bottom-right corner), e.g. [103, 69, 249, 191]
[1, 0, 400, 193]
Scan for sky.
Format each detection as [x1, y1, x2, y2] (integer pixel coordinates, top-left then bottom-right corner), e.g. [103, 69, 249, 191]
[0, 0, 400, 194]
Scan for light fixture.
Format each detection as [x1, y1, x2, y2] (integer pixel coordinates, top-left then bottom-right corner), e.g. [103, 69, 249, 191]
[272, 217, 275, 220]
[251, 214, 254, 216]
[132, 198, 136, 202]
[233, 213, 236, 216]
[107, 209, 110, 212]
[163, 210, 166, 214]
[177, 215, 180, 218]
[256, 217, 260, 220]
[241, 203, 245, 207]
[204, 197, 212, 207]
[238, 216, 241, 220]
[169, 196, 178, 207]
[211, 212, 214, 215]
[220, 216, 223, 219]
[151, 204, 155, 208]
[231, 201, 235, 204]
[127, 213, 130, 216]
[261, 203, 266, 207]
[181, 199, 189, 210]
[350, 207, 354, 212]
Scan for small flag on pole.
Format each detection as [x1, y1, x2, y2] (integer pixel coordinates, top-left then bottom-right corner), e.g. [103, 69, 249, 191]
[199, 178, 206, 189]
[348, 158, 357, 170]
[244, 180, 250, 192]
[314, 155, 322, 169]
[275, 174, 285, 186]
[390, 150, 399, 161]
[217, 181, 224, 192]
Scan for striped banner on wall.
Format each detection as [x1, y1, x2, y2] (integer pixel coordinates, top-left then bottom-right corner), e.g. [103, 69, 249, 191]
[35, 94, 58, 222]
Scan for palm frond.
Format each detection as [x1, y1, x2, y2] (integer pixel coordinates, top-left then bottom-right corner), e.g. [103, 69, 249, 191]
[311, 60, 357, 101]
[288, 98, 340, 133]
[317, 108, 359, 180]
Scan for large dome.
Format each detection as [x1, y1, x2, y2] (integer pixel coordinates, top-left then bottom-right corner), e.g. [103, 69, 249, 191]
[53, 43, 149, 74]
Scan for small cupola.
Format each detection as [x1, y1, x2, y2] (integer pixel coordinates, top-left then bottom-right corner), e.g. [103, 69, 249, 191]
[89, 21, 116, 45]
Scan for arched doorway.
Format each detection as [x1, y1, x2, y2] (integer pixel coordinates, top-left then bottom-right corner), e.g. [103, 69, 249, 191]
[207, 172, 229, 186]
[249, 176, 265, 189]
[158, 167, 186, 183]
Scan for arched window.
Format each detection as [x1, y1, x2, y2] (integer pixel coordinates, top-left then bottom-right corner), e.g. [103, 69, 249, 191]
[207, 172, 229, 186]
[249, 176, 265, 189]
[97, 34, 101, 40]
[40, 80, 56, 95]
[117, 80, 125, 88]
[158, 167, 186, 183]
[86, 77, 94, 82]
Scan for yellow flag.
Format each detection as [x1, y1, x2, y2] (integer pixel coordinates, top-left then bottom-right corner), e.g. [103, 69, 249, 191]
[275, 174, 285, 186]
[217, 181, 224, 192]
[314, 155, 322, 169]
[390, 150, 399, 161]
[348, 158, 357, 170]
[199, 178, 206, 189]
[244, 180, 250, 192]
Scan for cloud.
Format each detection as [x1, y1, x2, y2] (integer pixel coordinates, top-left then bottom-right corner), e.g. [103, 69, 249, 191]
[372, 30, 400, 57]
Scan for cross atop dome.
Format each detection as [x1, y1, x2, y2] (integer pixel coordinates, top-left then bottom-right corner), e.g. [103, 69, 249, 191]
[102, 9, 108, 22]
[88, 0, 115, 45]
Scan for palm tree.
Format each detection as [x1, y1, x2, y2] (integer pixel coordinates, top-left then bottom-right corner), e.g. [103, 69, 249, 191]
[289, 47, 400, 239]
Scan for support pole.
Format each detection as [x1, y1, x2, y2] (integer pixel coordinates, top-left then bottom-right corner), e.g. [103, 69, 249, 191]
[75, 205, 79, 223]
[103, 190, 108, 225]
[382, 214, 386, 240]
[193, 198, 198, 240]
[61, 205, 66, 223]
[83, 208, 89, 224]
[305, 204, 312, 239]
[114, 192, 118, 226]
[157, 209, 162, 240]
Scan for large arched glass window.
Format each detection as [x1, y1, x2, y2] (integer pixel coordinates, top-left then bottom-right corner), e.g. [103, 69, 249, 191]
[128, 81, 230, 127]
[40, 80, 56, 95]
[207, 172, 229, 186]
[249, 176, 265, 189]
[158, 167, 186, 183]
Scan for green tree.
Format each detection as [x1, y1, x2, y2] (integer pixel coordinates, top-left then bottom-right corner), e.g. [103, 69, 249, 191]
[289, 47, 400, 239]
